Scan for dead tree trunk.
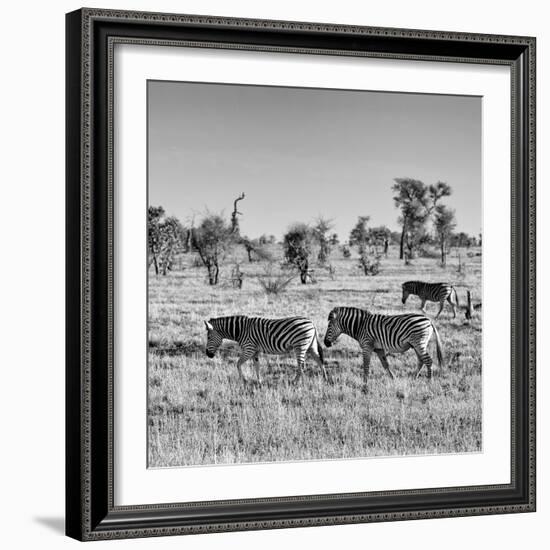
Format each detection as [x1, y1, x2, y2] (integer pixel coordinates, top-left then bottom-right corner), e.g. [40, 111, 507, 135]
[230, 192, 245, 235]
[465, 290, 473, 320]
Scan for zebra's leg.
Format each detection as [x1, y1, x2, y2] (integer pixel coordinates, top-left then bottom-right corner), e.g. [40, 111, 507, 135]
[447, 296, 457, 318]
[414, 346, 433, 379]
[415, 356, 424, 377]
[236, 347, 255, 383]
[361, 345, 374, 391]
[292, 348, 307, 384]
[420, 298, 427, 313]
[374, 349, 395, 379]
[308, 345, 329, 382]
[435, 300, 445, 319]
[253, 352, 262, 385]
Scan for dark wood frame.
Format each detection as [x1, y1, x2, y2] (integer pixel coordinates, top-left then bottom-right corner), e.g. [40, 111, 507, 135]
[66, 8, 536, 541]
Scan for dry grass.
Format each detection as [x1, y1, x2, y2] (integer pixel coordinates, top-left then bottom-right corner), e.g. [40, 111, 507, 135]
[148, 246, 482, 467]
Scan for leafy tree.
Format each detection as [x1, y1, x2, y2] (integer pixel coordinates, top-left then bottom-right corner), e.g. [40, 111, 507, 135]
[191, 214, 233, 285]
[157, 216, 186, 275]
[148, 206, 165, 275]
[312, 217, 334, 265]
[283, 223, 312, 284]
[451, 231, 475, 248]
[349, 216, 382, 276]
[258, 234, 276, 246]
[358, 247, 381, 276]
[148, 206, 186, 275]
[434, 205, 456, 266]
[368, 225, 392, 255]
[392, 178, 452, 260]
[349, 216, 370, 248]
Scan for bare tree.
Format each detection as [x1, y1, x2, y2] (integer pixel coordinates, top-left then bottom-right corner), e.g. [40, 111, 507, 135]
[230, 192, 245, 235]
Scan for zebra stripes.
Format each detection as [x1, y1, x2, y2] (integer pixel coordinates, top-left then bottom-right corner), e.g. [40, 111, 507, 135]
[204, 315, 328, 383]
[323, 306, 443, 387]
[401, 281, 459, 318]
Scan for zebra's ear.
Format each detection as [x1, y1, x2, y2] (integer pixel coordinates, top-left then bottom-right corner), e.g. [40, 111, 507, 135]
[204, 320, 213, 331]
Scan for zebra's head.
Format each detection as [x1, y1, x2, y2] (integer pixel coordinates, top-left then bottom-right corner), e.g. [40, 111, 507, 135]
[204, 320, 223, 358]
[401, 282, 411, 304]
[324, 308, 342, 348]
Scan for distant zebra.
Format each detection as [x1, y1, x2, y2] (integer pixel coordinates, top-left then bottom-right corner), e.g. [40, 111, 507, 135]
[401, 281, 459, 318]
[204, 315, 328, 383]
[323, 306, 443, 387]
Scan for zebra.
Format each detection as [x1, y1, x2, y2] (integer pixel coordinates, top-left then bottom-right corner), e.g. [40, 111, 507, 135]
[401, 281, 459, 318]
[323, 306, 443, 387]
[204, 315, 328, 384]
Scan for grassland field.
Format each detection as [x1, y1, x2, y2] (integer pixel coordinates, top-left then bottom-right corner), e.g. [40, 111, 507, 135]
[148, 245, 482, 468]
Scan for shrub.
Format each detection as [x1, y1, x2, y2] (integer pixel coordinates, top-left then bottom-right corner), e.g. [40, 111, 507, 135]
[358, 246, 381, 276]
[257, 264, 296, 295]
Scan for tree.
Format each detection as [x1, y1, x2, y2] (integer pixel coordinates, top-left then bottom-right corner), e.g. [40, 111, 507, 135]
[242, 237, 274, 263]
[157, 216, 186, 275]
[312, 217, 334, 264]
[192, 214, 233, 285]
[349, 216, 382, 276]
[148, 206, 186, 276]
[258, 234, 276, 246]
[392, 178, 452, 260]
[148, 206, 165, 275]
[283, 223, 312, 284]
[349, 216, 370, 248]
[392, 179, 429, 260]
[368, 225, 392, 255]
[230, 192, 245, 235]
[434, 205, 456, 266]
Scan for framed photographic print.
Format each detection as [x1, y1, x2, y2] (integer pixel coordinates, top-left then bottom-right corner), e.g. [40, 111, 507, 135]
[66, 8, 536, 541]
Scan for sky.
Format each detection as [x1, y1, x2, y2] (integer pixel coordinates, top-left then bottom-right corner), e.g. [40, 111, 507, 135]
[148, 80, 481, 240]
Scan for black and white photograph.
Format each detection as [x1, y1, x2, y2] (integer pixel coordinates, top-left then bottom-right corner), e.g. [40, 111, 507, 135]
[147, 80, 483, 468]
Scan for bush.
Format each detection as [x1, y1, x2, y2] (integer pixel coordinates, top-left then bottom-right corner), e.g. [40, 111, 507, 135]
[257, 264, 296, 295]
[358, 247, 381, 276]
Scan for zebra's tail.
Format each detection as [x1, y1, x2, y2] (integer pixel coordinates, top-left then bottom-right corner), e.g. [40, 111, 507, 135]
[315, 330, 324, 364]
[452, 286, 460, 308]
[431, 320, 444, 369]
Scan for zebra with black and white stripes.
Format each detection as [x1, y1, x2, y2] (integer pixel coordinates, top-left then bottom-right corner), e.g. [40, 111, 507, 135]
[401, 281, 459, 318]
[204, 315, 328, 384]
[323, 306, 443, 387]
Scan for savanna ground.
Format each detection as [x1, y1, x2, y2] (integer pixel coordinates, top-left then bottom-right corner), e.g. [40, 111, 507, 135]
[148, 246, 482, 468]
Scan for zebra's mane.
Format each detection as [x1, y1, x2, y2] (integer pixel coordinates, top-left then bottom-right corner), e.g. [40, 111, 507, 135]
[210, 315, 249, 341]
[334, 307, 369, 338]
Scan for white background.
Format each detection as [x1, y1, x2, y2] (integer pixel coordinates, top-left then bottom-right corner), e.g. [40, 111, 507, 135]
[116, 46, 511, 505]
[0, 1, 546, 549]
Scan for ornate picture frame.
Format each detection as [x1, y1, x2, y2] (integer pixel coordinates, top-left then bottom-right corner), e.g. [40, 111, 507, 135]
[66, 8, 536, 541]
